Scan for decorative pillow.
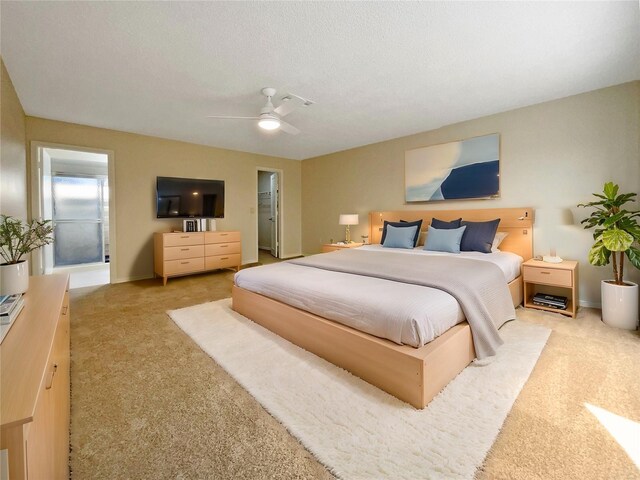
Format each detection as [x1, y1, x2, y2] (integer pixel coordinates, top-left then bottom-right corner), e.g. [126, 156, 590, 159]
[382, 225, 419, 249]
[431, 217, 462, 230]
[460, 219, 500, 253]
[381, 220, 423, 247]
[491, 232, 509, 252]
[424, 225, 467, 253]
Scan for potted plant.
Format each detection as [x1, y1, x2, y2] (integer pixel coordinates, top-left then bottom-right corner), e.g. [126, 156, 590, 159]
[578, 182, 640, 329]
[0, 215, 54, 295]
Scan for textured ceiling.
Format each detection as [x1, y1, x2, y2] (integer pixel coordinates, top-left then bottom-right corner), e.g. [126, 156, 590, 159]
[2, 2, 638, 160]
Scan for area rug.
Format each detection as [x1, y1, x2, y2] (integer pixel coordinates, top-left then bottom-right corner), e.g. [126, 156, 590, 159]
[168, 299, 550, 480]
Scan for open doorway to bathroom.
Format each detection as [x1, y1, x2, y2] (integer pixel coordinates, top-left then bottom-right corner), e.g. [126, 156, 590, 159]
[257, 169, 281, 263]
[31, 143, 115, 289]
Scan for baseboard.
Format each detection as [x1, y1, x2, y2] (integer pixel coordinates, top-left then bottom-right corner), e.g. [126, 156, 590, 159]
[579, 300, 601, 309]
[280, 253, 303, 260]
[113, 274, 153, 284]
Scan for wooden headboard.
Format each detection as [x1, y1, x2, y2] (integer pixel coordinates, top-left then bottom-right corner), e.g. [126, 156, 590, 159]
[369, 208, 534, 261]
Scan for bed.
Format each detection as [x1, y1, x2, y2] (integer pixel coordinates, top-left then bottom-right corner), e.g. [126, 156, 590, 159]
[232, 208, 534, 408]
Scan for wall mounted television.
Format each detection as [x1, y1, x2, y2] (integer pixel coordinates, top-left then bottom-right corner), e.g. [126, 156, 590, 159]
[156, 176, 225, 218]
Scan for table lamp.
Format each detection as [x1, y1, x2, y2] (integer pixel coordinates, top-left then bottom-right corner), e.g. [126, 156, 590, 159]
[536, 208, 573, 263]
[339, 214, 359, 243]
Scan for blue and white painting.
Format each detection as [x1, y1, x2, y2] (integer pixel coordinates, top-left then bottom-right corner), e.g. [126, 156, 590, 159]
[405, 134, 500, 202]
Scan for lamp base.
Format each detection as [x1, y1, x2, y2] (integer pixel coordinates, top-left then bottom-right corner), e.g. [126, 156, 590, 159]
[542, 255, 563, 263]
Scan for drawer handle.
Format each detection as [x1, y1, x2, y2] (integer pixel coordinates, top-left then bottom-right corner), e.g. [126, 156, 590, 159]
[220, 233, 228, 236]
[45, 364, 58, 390]
[180, 236, 189, 238]
[540, 271, 551, 275]
[220, 257, 229, 260]
[181, 248, 190, 251]
[219, 245, 228, 248]
[181, 261, 190, 265]
[62, 305, 68, 315]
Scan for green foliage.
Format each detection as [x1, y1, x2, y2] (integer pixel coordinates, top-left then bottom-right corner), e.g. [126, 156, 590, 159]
[0, 215, 54, 265]
[578, 182, 640, 285]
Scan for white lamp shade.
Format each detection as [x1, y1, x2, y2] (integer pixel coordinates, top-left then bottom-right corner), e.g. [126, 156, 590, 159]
[339, 214, 359, 225]
[535, 207, 574, 263]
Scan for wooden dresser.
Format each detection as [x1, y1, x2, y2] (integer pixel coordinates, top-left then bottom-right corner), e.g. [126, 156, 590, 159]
[0, 274, 70, 480]
[154, 231, 241, 285]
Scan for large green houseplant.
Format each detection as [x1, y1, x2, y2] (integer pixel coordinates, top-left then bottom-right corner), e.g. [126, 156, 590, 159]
[0, 215, 54, 295]
[578, 182, 640, 329]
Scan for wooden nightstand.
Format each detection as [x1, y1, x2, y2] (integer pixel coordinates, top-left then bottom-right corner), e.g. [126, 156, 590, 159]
[321, 243, 364, 253]
[522, 259, 579, 318]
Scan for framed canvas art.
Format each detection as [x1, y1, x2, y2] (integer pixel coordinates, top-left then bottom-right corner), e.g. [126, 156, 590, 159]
[405, 133, 500, 202]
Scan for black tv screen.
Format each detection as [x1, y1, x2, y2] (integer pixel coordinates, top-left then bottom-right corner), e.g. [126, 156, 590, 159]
[156, 176, 225, 218]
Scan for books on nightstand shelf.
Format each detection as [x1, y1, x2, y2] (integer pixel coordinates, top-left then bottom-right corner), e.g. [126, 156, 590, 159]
[532, 293, 568, 310]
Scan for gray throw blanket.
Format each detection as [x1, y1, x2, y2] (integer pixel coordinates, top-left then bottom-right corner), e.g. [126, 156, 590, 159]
[290, 250, 515, 359]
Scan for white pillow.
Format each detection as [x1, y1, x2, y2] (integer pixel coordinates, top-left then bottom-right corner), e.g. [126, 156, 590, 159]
[491, 232, 508, 252]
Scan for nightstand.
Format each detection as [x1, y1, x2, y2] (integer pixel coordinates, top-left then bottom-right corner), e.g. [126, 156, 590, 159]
[522, 259, 579, 318]
[321, 243, 364, 253]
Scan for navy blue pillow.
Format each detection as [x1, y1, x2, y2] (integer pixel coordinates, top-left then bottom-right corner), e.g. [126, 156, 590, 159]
[381, 220, 423, 247]
[460, 219, 500, 253]
[431, 217, 462, 229]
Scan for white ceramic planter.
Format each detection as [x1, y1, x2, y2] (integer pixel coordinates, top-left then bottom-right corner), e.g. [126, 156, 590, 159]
[0, 260, 30, 296]
[601, 280, 639, 330]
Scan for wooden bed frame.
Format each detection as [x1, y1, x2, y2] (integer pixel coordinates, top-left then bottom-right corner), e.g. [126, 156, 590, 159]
[232, 207, 534, 408]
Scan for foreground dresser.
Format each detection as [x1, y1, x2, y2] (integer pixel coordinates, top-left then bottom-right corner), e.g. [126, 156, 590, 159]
[1, 274, 70, 480]
[154, 231, 241, 285]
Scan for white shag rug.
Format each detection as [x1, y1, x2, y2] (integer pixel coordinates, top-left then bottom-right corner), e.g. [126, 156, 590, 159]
[169, 299, 550, 480]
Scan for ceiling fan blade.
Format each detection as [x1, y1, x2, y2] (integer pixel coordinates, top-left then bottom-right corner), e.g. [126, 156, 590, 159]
[273, 98, 299, 117]
[206, 115, 259, 120]
[279, 120, 300, 135]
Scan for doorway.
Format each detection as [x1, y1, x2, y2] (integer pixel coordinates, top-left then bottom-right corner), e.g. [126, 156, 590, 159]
[31, 144, 115, 288]
[257, 169, 280, 260]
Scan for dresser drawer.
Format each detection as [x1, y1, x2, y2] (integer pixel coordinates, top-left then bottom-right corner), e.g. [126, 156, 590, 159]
[163, 233, 204, 247]
[205, 242, 241, 256]
[164, 245, 205, 261]
[523, 266, 572, 287]
[205, 231, 240, 244]
[164, 258, 205, 275]
[205, 254, 241, 270]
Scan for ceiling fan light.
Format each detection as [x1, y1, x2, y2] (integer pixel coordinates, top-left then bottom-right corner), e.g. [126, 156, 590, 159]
[258, 117, 280, 131]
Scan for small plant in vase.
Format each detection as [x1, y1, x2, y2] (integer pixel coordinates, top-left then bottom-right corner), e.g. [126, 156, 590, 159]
[578, 182, 640, 329]
[0, 215, 54, 295]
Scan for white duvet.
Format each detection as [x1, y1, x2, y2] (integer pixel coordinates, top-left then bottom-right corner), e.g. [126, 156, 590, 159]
[234, 247, 522, 348]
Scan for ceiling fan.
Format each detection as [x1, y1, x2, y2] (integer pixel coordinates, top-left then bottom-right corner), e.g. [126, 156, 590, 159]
[207, 87, 314, 135]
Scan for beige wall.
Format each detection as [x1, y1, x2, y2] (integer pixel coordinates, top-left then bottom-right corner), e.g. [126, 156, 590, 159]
[302, 81, 640, 307]
[26, 118, 302, 282]
[1, 58, 28, 220]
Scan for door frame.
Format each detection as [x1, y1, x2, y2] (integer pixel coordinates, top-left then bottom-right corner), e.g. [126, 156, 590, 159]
[256, 167, 283, 261]
[29, 141, 117, 283]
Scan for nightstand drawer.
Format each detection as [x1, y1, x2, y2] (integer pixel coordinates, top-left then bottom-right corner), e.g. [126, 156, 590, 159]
[321, 243, 364, 253]
[523, 266, 572, 287]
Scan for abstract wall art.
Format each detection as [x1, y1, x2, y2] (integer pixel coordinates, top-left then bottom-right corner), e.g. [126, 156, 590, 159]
[405, 133, 500, 202]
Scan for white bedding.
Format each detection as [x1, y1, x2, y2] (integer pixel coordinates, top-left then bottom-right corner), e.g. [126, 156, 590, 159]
[357, 244, 523, 283]
[234, 248, 522, 348]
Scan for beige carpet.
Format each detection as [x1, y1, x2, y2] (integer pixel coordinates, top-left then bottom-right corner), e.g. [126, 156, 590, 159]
[69, 268, 640, 479]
